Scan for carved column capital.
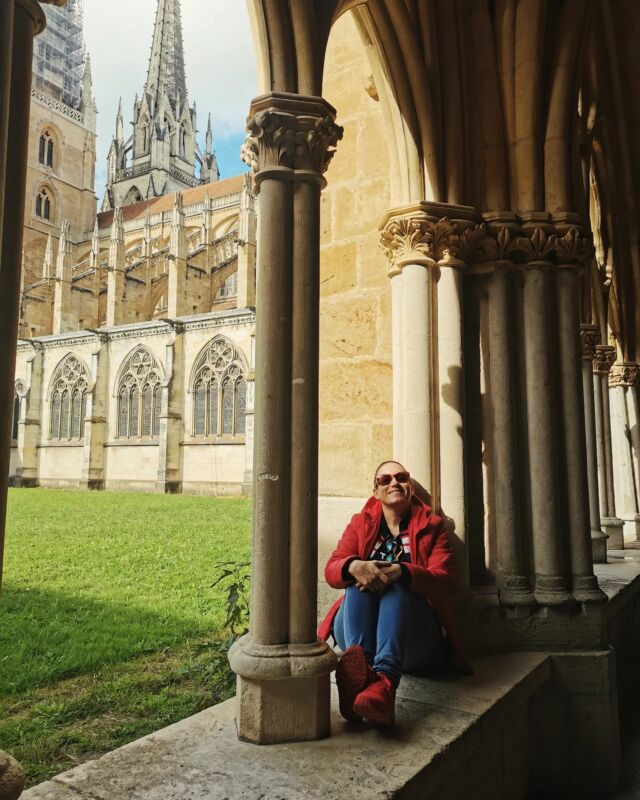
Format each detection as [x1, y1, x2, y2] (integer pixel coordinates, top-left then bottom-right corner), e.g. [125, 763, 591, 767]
[241, 93, 343, 190]
[593, 345, 617, 375]
[379, 202, 478, 275]
[580, 324, 600, 360]
[609, 362, 640, 387]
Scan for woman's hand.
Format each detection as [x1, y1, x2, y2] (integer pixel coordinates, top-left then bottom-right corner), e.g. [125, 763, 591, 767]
[348, 560, 401, 591]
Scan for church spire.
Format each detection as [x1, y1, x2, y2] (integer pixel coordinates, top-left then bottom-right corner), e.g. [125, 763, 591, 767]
[144, 0, 188, 114]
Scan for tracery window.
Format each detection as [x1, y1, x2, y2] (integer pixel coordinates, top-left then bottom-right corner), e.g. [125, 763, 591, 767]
[216, 271, 237, 300]
[39, 130, 54, 167]
[116, 348, 162, 439]
[11, 389, 21, 442]
[35, 186, 53, 221]
[49, 355, 88, 441]
[192, 338, 246, 437]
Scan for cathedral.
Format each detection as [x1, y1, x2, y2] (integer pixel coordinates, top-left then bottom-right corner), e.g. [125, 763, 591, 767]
[11, 0, 256, 495]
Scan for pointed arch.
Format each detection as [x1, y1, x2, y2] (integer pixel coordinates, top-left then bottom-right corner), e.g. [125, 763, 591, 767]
[37, 123, 61, 170]
[114, 346, 164, 439]
[48, 354, 90, 440]
[35, 183, 57, 222]
[189, 336, 248, 437]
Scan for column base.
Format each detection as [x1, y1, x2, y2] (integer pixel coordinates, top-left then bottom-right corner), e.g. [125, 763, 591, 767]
[497, 572, 536, 606]
[534, 575, 573, 606]
[602, 517, 624, 549]
[572, 574, 608, 604]
[156, 481, 182, 495]
[0, 750, 25, 800]
[228, 635, 337, 745]
[591, 528, 608, 564]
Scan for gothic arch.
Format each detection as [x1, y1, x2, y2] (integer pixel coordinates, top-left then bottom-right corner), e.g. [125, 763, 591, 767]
[125, 186, 144, 205]
[34, 182, 58, 223]
[12, 380, 26, 442]
[188, 336, 248, 437]
[48, 354, 90, 441]
[37, 124, 61, 171]
[113, 346, 164, 439]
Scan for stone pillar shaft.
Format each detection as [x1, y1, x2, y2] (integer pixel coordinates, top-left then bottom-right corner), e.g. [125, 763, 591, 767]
[436, 258, 468, 586]
[580, 325, 607, 563]
[487, 264, 533, 604]
[250, 176, 293, 646]
[401, 263, 431, 487]
[522, 262, 571, 604]
[289, 178, 321, 644]
[0, 0, 45, 589]
[390, 270, 404, 460]
[609, 363, 640, 542]
[594, 347, 625, 549]
[555, 267, 603, 601]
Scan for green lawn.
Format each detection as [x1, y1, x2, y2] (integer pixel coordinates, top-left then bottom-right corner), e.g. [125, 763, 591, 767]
[0, 488, 251, 786]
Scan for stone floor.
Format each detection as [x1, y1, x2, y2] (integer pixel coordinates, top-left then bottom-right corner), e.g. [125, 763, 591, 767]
[23, 652, 550, 800]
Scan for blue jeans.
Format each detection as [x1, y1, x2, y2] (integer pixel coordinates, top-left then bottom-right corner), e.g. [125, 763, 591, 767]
[333, 583, 447, 686]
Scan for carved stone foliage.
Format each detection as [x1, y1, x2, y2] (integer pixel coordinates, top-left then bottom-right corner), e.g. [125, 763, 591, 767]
[241, 96, 343, 178]
[380, 213, 595, 273]
[593, 345, 617, 375]
[580, 325, 600, 360]
[609, 362, 640, 387]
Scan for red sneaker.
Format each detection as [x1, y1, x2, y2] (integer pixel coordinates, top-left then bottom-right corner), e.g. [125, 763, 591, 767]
[353, 671, 396, 726]
[336, 645, 374, 722]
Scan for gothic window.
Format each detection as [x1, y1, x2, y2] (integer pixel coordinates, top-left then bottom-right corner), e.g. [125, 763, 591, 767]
[12, 393, 20, 442]
[49, 355, 88, 441]
[179, 123, 187, 157]
[115, 347, 162, 439]
[35, 187, 53, 221]
[191, 338, 247, 438]
[216, 271, 237, 300]
[39, 130, 54, 167]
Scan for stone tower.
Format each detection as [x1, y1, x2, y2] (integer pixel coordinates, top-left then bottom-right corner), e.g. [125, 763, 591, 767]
[102, 0, 219, 210]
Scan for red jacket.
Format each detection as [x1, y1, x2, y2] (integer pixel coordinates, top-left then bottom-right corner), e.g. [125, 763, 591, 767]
[318, 494, 471, 674]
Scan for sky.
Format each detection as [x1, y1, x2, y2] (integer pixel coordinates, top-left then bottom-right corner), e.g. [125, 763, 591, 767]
[83, 0, 258, 197]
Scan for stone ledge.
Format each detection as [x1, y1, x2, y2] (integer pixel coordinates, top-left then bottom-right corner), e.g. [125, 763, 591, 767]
[23, 652, 550, 800]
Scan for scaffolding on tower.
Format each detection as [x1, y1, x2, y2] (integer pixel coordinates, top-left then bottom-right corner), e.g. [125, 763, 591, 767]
[32, 0, 86, 111]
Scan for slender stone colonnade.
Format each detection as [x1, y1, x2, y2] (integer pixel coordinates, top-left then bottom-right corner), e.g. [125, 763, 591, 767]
[228, 93, 343, 744]
[379, 208, 605, 607]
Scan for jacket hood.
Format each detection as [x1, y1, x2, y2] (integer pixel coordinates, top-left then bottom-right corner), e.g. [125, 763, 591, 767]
[361, 493, 432, 530]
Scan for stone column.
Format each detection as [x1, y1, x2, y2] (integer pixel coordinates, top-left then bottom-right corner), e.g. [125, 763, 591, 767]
[554, 230, 604, 603]
[14, 341, 43, 488]
[580, 324, 608, 562]
[518, 226, 571, 605]
[106, 208, 126, 327]
[52, 220, 74, 334]
[482, 232, 534, 604]
[167, 193, 187, 318]
[379, 212, 435, 488]
[0, 0, 45, 590]
[629, 375, 640, 540]
[236, 175, 256, 309]
[593, 346, 625, 549]
[609, 363, 640, 542]
[228, 93, 341, 744]
[88, 220, 102, 328]
[156, 323, 183, 494]
[80, 334, 108, 490]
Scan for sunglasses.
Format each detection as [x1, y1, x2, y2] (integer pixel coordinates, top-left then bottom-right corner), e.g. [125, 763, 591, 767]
[375, 471, 410, 487]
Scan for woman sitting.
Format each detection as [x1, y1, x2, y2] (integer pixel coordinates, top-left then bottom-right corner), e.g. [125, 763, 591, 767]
[318, 460, 469, 727]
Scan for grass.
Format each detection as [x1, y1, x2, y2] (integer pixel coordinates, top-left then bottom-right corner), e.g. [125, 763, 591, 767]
[0, 488, 251, 786]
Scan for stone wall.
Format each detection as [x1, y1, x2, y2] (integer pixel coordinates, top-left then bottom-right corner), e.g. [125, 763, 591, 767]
[319, 11, 394, 498]
[10, 312, 255, 495]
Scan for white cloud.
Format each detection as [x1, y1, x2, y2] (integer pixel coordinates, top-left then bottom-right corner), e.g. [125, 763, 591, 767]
[83, 0, 258, 190]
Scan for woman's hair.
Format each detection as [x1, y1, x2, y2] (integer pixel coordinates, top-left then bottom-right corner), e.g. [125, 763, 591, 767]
[372, 459, 407, 489]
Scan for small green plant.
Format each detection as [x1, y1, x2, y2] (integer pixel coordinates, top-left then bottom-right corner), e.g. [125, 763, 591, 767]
[211, 560, 251, 638]
[191, 560, 251, 699]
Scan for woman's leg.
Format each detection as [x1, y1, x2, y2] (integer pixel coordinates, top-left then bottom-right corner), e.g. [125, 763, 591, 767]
[374, 585, 447, 684]
[402, 593, 448, 673]
[333, 585, 380, 664]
